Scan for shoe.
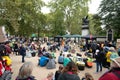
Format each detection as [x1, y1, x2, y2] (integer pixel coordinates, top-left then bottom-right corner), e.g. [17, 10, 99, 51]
[22, 61, 25, 63]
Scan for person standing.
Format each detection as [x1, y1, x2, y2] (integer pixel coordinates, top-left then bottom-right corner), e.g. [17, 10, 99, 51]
[106, 50, 112, 69]
[95, 49, 103, 73]
[19, 44, 26, 63]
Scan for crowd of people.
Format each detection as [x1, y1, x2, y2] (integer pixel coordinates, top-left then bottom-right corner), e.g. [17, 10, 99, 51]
[0, 36, 120, 80]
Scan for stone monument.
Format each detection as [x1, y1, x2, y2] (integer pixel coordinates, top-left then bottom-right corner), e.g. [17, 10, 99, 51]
[81, 16, 89, 36]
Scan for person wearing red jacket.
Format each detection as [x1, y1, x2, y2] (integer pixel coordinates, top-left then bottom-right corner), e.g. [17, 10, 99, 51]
[99, 57, 120, 80]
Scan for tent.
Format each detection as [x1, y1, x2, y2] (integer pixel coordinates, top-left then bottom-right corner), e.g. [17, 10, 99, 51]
[62, 34, 81, 38]
[31, 34, 37, 37]
[62, 34, 72, 38]
[72, 34, 81, 38]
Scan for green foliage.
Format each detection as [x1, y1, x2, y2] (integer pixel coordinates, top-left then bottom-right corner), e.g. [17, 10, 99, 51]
[48, 0, 90, 35]
[0, 0, 91, 37]
[99, 0, 120, 38]
[0, 0, 45, 36]
[5, 20, 15, 35]
[89, 14, 106, 36]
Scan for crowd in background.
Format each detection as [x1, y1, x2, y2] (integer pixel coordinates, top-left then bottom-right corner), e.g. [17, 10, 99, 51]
[0, 35, 120, 80]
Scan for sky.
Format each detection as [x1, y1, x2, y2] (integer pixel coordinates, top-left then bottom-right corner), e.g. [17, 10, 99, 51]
[88, 0, 102, 14]
[41, 0, 102, 14]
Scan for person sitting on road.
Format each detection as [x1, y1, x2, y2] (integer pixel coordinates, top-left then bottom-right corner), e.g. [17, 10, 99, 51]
[46, 55, 56, 69]
[58, 52, 64, 64]
[63, 54, 72, 67]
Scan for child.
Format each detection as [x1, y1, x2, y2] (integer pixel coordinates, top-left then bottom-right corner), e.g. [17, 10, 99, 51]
[55, 65, 63, 80]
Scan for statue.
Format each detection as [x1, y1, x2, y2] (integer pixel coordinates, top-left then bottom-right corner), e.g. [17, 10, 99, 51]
[82, 15, 89, 25]
[81, 15, 89, 36]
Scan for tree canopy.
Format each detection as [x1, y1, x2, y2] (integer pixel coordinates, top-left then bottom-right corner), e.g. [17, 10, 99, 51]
[48, 0, 90, 35]
[99, 0, 120, 38]
[0, 0, 45, 36]
[1, 0, 109, 38]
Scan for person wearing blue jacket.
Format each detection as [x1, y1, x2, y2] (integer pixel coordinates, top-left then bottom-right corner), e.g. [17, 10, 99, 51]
[58, 53, 64, 64]
[19, 44, 26, 63]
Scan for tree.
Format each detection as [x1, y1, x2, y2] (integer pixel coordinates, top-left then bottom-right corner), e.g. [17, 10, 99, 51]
[89, 14, 106, 36]
[0, 0, 45, 36]
[48, 0, 90, 35]
[99, 0, 120, 39]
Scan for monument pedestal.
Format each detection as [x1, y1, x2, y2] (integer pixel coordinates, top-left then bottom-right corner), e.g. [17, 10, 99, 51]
[81, 16, 89, 37]
[81, 25, 89, 36]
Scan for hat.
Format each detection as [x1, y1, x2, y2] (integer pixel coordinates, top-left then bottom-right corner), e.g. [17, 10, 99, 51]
[111, 57, 120, 68]
[109, 47, 116, 52]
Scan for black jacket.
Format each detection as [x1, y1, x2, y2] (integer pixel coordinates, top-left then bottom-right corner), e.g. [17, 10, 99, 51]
[58, 73, 80, 80]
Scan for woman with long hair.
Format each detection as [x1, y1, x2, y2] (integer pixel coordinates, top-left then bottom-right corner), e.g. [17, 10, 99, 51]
[58, 62, 80, 80]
